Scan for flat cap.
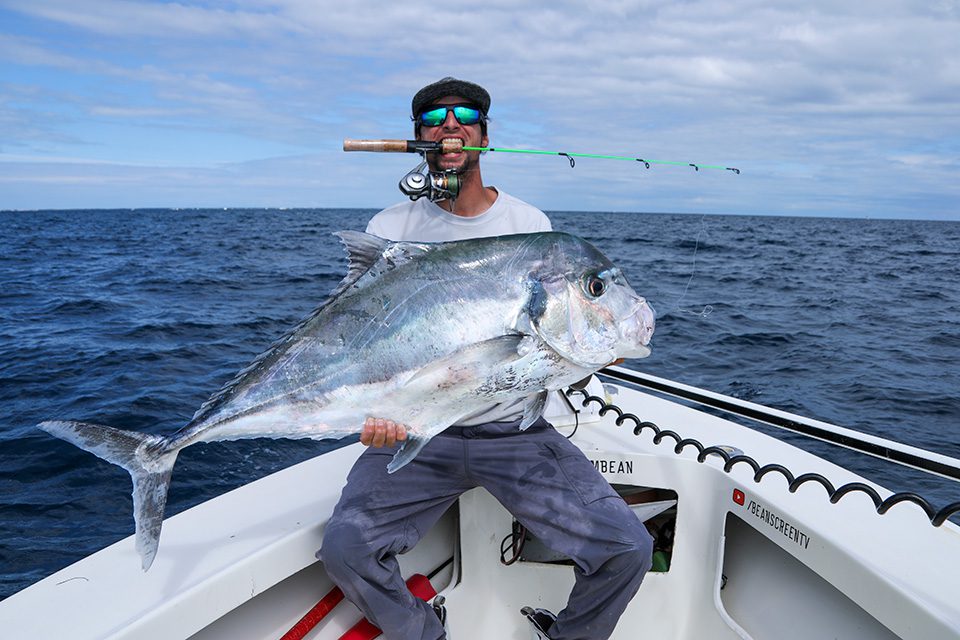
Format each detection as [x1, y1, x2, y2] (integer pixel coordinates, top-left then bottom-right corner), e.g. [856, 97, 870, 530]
[411, 77, 491, 117]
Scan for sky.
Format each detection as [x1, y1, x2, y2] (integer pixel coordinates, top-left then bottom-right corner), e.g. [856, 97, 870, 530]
[1, 0, 958, 219]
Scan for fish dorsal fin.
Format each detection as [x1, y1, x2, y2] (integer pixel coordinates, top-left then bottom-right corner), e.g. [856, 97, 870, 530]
[331, 231, 433, 298]
[333, 230, 391, 291]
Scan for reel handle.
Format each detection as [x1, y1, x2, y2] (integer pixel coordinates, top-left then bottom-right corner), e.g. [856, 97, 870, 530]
[343, 139, 463, 154]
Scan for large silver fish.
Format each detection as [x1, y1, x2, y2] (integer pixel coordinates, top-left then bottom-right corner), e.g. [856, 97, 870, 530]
[39, 231, 655, 570]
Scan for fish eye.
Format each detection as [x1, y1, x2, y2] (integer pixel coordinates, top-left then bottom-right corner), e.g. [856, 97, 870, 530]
[585, 273, 606, 297]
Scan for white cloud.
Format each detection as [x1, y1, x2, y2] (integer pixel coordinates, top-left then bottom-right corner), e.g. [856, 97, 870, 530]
[2, 0, 304, 38]
[1, 0, 958, 217]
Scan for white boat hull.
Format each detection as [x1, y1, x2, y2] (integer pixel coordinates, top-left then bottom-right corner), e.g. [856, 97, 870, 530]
[2, 375, 959, 639]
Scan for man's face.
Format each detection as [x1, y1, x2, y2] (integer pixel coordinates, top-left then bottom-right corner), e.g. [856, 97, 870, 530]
[415, 95, 488, 174]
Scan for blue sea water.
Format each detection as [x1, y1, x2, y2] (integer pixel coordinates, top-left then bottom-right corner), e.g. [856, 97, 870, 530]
[1, 209, 958, 600]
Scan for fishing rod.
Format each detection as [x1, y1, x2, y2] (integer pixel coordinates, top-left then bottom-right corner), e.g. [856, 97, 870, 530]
[344, 138, 740, 202]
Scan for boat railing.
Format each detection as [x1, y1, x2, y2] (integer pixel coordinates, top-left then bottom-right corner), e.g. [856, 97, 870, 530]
[581, 366, 960, 526]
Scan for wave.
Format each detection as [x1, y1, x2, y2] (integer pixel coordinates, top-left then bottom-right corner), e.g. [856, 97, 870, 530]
[41, 298, 130, 316]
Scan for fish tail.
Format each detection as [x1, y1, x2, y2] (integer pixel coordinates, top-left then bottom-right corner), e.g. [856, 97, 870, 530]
[38, 420, 179, 571]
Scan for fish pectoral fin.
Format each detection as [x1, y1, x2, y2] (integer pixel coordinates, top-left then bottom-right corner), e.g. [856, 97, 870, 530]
[387, 434, 431, 473]
[386, 336, 532, 472]
[403, 335, 526, 390]
[519, 391, 549, 431]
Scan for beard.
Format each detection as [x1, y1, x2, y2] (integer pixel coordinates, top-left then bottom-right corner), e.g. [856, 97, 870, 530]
[427, 151, 475, 175]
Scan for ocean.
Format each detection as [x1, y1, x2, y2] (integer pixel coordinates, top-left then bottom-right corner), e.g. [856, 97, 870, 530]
[1, 209, 958, 600]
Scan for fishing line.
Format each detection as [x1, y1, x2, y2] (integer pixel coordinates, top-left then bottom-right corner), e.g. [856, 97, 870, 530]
[674, 214, 714, 319]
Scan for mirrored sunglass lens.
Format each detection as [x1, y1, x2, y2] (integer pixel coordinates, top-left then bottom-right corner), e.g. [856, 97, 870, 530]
[452, 106, 481, 124]
[419, 107, 448, 127]
[419, 106, 481, 127]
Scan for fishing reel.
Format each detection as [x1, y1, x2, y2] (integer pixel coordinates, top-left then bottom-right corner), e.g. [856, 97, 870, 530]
[398, 156, 460, 202]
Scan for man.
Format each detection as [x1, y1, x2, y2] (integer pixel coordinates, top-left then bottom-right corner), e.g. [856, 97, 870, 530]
[365, 79, 551, 240]
[320, 78, 652, 640]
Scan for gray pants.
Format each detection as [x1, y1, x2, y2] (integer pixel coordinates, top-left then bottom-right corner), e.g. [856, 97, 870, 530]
[319, 419, 653, 640]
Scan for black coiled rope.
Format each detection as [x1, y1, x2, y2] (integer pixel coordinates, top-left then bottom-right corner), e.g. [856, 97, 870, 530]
[567, 388, 960, 527]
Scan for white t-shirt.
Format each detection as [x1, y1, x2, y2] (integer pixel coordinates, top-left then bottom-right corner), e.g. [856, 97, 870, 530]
[365, 189, 552, 425]
[365, 189, 552, 241]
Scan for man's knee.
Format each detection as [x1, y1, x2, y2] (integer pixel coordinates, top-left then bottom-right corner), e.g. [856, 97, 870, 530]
[616, 523, 654, 576]
[320, 519, 375, 579]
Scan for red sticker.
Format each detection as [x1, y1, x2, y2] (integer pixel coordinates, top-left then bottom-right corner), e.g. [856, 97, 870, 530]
[732, 489, 745, 506]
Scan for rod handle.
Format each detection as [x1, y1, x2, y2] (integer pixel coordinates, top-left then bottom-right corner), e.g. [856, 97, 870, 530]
[342, 139, 464, 154]
[438, 139, 463, 154]
[343, 139, 411, 153]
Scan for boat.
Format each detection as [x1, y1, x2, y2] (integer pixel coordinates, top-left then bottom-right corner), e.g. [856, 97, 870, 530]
[1, 365, 959, 639]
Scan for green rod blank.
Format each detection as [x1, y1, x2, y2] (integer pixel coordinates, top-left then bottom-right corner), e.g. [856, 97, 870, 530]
[462, 145, 740, 174]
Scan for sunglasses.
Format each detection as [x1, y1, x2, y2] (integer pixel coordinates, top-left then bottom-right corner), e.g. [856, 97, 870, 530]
[416, 104, 485, 128]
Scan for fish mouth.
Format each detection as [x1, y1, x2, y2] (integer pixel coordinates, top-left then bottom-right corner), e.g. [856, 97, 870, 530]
[620, 298, 655, 357]
[636, 298, 655, 345]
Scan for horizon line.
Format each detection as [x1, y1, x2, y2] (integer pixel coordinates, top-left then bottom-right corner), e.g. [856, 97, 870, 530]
[1, 207, 956, 223]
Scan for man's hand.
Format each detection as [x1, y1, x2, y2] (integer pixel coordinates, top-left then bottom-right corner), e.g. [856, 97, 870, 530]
[360, 417, 408, 448]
